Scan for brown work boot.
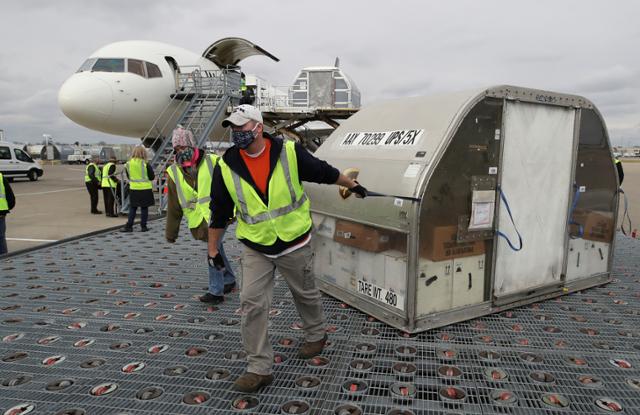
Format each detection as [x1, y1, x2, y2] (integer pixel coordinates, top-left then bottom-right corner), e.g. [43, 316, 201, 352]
[233, 372, 274, 393]
[298, 334, 328, 359]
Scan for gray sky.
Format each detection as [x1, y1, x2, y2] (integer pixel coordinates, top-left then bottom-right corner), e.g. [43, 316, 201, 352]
[1, 0, 639, 145]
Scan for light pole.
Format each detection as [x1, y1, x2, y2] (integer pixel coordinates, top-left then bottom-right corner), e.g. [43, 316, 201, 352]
[43, 134, 54, 160]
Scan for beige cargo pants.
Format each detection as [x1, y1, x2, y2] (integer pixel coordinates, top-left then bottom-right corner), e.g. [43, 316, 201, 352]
[240, 243, 326, 375]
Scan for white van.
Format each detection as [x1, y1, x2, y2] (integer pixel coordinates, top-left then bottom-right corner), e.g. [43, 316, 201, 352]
[0, 142, 44, 181]
[67, 149, 93, 164]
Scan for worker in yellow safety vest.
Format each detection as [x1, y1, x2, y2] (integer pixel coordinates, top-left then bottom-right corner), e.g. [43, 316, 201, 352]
[85, 155, 102, 214]
[207, 104, 368, 393]
[101, 156, 119, 217]
[121, 146, 155, 232]
[165, 126, 236, 305]
[240, 72, 247, 93]
[239, 72, 255, 105]
[0, 172, 16, 255]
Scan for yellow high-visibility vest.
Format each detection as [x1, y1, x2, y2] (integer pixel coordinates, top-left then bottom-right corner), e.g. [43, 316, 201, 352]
[167, 154, 219, 229]
[84, 163, 101, 183]
[101, 162, 117, 188]
[219, 140, 311, 245]
[0, 173, 8, 211]
[126, 159, 152, 190]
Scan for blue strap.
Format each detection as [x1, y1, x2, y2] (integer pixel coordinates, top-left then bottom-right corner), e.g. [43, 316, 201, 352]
[496, 186, 523, 251]
[567, 186, 584, 239]
[619, 188, 632, 237]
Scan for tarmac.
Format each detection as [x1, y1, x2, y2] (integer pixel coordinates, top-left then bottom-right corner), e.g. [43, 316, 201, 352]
[4, 165, 130, 252]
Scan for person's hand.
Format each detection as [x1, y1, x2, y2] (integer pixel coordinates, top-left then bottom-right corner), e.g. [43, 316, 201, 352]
[207, 252, 225, 270]
[349, 182, 368, 198]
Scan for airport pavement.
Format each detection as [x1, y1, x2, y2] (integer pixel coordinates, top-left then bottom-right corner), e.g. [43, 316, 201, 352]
[4, 164, 129, 252]
[3, 161, 640, 254]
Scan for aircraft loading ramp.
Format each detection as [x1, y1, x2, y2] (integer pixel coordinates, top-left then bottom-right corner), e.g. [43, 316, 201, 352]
[1, 223, 640, 414]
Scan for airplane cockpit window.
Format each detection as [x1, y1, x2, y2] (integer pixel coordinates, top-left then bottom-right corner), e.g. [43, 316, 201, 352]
[76, 58, 97, 73]
[92, 58, 125, 73]
[145, 62, 162, 78]
[75, 57, 161, 78]
[127, 59, 145, 77]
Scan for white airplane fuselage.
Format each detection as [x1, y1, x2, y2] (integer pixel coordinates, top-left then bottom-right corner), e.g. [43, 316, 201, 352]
[58, 41, 219, 138]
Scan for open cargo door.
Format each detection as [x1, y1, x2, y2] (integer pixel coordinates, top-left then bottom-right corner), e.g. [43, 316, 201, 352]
[493, 101, 576, 299]
[202, 37, 279, 67]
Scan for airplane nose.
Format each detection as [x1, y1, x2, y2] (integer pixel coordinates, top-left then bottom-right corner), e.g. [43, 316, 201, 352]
[58, 75, 113, 128]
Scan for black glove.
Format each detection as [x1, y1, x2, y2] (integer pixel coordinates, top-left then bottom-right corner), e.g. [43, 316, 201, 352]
[350, 183, 368, 198]
[207, 253, 225, 270]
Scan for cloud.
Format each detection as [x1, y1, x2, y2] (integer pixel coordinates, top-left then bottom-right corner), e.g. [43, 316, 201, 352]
[572, 66, 640, 94]
[1, 0, 640, 145]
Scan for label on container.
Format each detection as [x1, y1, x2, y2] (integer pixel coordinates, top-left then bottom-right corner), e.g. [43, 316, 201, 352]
[357, 279, 405, 311]
[403, 163, 422, 178]
[340, 130, 424, 147]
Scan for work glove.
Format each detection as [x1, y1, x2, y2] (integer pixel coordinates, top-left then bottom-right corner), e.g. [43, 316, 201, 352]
[350, 182, 368, 198]
[207, 253, 225, 270]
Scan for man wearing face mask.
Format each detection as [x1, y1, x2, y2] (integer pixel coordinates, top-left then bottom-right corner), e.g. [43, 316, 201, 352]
[208, 104, 367, 393]
[165, 126, 236, 305]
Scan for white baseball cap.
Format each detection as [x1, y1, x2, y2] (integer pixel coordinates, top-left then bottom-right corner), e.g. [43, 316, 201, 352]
[221, 104, 263, 127]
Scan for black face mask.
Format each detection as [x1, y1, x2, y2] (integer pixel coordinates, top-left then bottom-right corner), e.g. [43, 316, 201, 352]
[232, 124, 259, 149]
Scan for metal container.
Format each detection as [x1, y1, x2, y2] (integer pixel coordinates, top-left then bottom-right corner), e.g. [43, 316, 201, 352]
[306, 85, 618, 332]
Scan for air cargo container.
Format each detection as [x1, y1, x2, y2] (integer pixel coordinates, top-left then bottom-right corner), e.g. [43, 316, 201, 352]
[306, 85, 619, 332]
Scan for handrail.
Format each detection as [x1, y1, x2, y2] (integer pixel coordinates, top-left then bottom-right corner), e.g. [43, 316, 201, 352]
[118, 68, 242, 215]
[249, 84, 360, 112]
[148, 69, 230, 166]
[142, 71, 199, 151]
[151, 70, 232, 214]
[144, 68, 234, 157]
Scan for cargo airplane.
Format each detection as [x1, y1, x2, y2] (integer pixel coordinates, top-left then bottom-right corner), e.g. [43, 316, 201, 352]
[58, 38, 278, 139]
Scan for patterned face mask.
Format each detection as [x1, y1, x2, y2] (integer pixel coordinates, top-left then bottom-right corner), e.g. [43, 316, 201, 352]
[175, 147, 195, 166]
[232, 124, 259, 149]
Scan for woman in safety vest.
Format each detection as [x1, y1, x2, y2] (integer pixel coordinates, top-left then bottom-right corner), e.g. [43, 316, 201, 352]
[165, 126, 236, 305]
[121, 146, 155, 232]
